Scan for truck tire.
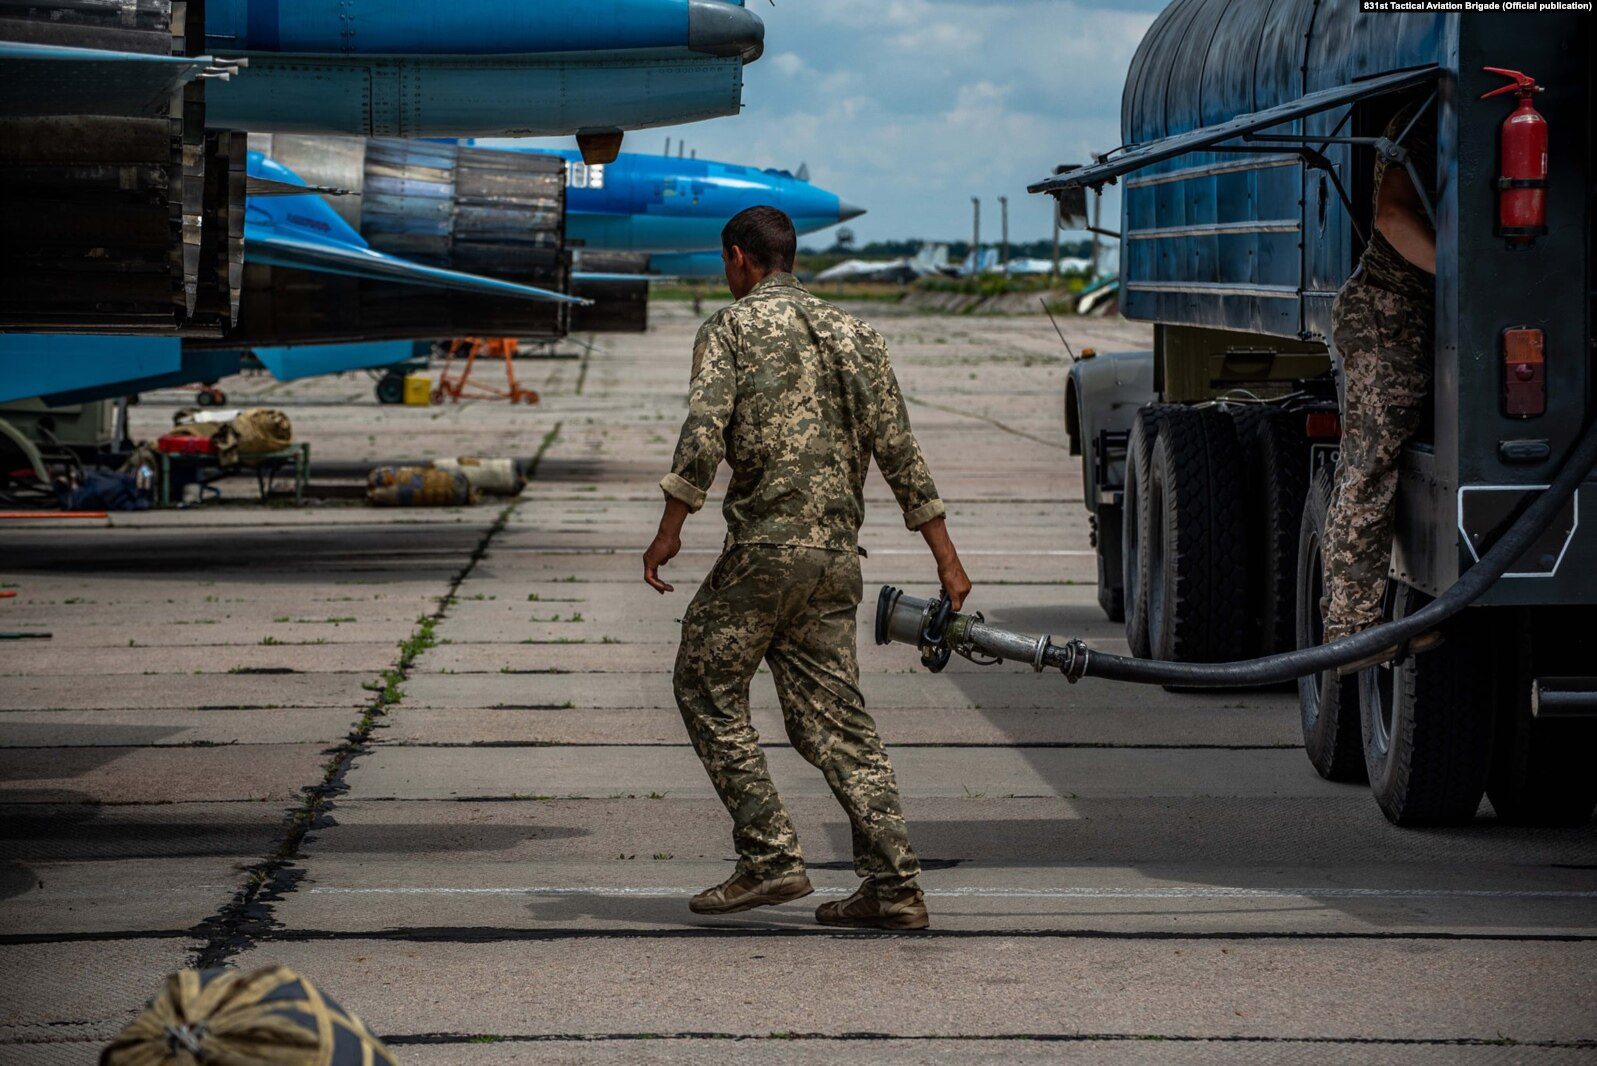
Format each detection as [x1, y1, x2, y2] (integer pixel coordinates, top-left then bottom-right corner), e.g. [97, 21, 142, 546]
[1094, 506, 1126, 623]
[1252, 409, 1311, 656]
[1358, 590, 1494, 826]
[1144, 406, 1250, 664]
[1295, 467, 1365, 782]
[1121, 404, 1169, 657]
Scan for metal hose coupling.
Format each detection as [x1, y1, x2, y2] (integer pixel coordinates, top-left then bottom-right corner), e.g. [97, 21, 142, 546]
[875, 586, 1090, 679]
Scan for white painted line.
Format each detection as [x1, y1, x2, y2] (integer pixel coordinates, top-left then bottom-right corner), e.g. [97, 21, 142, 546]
[306, 886, 1597, 900]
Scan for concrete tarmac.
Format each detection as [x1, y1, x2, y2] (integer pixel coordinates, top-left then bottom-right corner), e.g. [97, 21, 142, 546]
[1, 303, 1593, 1064]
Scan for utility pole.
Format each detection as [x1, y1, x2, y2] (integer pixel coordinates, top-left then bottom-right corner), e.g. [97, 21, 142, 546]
[1090, 190, 1103, 280]
[999, 195, 1009, 274]
[970, 197, 981, 275]
[1052, 199, 1061, 281]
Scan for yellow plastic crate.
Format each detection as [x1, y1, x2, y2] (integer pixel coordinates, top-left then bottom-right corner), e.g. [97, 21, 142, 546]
[403, 373, 432, 406]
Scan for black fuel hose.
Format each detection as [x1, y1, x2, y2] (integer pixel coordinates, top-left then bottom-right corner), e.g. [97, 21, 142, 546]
[882, 418, 1597, 688]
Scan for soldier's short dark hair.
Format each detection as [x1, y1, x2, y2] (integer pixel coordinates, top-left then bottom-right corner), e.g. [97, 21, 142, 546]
[722, 206, 797, 272]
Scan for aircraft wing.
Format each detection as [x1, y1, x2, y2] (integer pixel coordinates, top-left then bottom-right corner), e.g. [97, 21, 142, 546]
[246, 229, 590, 305]
[0, 41, 226, 118]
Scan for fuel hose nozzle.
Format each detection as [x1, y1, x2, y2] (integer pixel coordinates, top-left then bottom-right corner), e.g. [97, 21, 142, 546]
[874, 586, 1090, 680]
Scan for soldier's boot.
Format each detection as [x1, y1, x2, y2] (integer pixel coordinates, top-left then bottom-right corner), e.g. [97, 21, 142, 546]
[689, 870, 813, 915]
[815, 884, 929, 930]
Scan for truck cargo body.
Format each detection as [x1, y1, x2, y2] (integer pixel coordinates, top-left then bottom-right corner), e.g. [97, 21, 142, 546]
[1036, 1, 1595, 826]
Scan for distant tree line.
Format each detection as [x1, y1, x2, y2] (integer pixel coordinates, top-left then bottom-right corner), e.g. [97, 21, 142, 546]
[799, 238, 1095, 259]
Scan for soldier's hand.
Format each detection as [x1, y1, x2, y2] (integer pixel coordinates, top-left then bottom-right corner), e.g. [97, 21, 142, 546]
[938, 557, 972, 612]
[643, 530, 682, 594]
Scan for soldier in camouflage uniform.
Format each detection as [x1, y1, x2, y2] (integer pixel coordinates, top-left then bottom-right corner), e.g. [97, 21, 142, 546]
[643, 206, 971, 930]
[1322, 100, 1438, 646]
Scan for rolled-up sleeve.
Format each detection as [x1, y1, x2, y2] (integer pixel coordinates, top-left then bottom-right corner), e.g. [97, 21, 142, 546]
[872, 361, 945, 531]
[660, 318, 736, 513]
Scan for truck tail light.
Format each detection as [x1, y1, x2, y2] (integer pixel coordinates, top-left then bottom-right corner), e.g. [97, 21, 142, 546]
[1503, 327, 1546, 418]
[1304, 411, 1341, 439]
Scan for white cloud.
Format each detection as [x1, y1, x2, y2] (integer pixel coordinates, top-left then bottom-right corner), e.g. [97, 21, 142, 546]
[511, 0, 1169, 243]
[768, 52, 806, 78]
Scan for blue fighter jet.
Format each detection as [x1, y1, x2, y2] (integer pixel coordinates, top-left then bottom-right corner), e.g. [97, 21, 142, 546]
[243, 153, 584, 306]
[203, 0, 764, 152]
[0, 154, 582, 407]
[536, 149, 865, 254]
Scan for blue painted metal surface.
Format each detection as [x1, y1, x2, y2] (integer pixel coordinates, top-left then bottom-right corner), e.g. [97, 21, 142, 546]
[203, 0, 761, 137]
[1046, 0, 1453, 340]
[206, 52, 747, 137]
[206, 0, 759, 58]
[245, 153, 585, 304]
[517, 149, 863, 253]
[645, 251, 725, 278]
[40, 352, 245, 407]
[0, 334, 182, 405]
[252, 340, 415, 381]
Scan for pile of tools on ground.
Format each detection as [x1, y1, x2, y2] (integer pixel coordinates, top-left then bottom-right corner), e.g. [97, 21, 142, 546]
[55, 407, 299, 511]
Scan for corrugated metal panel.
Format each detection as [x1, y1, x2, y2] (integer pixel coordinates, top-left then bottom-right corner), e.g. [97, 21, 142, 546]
[1109, 0, 1451, 338]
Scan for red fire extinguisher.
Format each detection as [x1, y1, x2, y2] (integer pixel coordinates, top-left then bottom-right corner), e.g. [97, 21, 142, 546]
[1481, 67, 1548, 247]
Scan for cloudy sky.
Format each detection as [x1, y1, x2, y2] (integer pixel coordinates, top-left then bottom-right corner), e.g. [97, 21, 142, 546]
[707, 0, 1168, 245]
[527, 0, 1169, 246]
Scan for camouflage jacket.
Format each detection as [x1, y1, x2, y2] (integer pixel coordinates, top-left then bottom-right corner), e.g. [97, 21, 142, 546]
[660, 272, 944, 552]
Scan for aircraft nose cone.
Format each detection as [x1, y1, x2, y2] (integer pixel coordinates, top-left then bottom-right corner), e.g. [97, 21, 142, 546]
[688, 0, 765, 63]
[837, 198, 867, 223]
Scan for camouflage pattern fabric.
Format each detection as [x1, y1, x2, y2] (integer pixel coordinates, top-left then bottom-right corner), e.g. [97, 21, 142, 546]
[101, 966, 397, 1066]
[1361, 100, 1437, 308]
[1322, 276, 1433, 642]
[366, 465, 477, 507]
[660, 272, 944, 552]
[674, 544, 921, 895]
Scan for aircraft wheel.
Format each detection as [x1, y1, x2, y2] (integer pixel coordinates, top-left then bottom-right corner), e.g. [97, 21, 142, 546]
[375, 374, 405, 405]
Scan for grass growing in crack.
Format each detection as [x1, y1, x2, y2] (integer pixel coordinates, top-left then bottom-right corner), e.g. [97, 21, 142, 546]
[362, 671, 404, 706]
[186, 429, 556, 971]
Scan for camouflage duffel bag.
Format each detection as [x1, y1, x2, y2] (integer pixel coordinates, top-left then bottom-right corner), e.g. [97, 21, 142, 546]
[101, 966, 397, 1065]
[366, 465, 476, 507]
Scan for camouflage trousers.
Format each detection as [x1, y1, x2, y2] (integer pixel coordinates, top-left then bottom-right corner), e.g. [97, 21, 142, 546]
[673, 544, 921, 894]
[1323, 277, 1434, 642]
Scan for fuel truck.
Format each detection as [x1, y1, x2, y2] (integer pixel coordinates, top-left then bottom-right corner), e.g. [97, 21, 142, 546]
[880, 4, 1596, 828]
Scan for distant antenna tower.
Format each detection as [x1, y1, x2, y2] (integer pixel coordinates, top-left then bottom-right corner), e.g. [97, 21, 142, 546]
[836, 227, 856, 251]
